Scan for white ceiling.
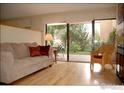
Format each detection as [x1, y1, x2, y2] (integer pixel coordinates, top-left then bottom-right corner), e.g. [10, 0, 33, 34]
[1, 4, 116, 20]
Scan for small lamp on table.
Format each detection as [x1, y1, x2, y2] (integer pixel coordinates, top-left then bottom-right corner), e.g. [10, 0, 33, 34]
[45, 33, 53, 45]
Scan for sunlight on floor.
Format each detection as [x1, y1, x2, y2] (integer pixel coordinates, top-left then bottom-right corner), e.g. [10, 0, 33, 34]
[83, 63, 102, 83]
[12, 62, 122, 85]
[93, 64, 102, 72]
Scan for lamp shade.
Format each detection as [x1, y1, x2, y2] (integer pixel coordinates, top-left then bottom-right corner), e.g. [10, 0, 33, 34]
[45, 33, 53, 41]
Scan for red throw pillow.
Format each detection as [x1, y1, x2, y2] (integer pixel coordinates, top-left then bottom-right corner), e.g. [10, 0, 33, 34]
[40, 45, 50, 56]
[29, 46, 41, 57]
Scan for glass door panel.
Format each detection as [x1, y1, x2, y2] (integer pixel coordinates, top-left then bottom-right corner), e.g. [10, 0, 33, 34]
[47, 23, 67, 61]
[94, 19, 116, 49]
[69, 22, 92, 62]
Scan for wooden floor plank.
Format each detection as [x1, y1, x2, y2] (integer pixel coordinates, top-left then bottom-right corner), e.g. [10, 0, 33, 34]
[12, 62, 122, 85]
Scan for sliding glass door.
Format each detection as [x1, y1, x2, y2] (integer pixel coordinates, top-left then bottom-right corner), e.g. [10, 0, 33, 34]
[94, 19, 116, 49]
[46, 19, 116, 62]
[69, 22, 92, 62]
[46, 23, 67, 61]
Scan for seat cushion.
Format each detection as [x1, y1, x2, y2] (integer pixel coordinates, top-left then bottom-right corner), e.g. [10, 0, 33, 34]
[14, 56, 52, 70]
[94, 55, 102, 59]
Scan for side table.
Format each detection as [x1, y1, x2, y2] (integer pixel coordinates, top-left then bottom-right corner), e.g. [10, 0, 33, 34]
[53, 49, 58, 63]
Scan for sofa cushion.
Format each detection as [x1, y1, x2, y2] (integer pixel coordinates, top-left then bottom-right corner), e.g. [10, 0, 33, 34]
[14, 56, 52, 70]
[0, 43, 15, 56]
[40, 45, 50, 56]
[24, 42, 38, 47]
[11, 43, 29, 59]
[29, 46, 41, 57]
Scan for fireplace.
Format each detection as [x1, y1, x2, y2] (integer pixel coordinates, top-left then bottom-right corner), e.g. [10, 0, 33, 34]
[116, 46, 124, 83]
[116, 4, 124, 84]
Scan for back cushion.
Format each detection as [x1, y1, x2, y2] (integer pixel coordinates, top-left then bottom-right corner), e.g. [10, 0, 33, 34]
[24, 42, 38, 47]
[40, 45, 50, 56]
[0, 43, 14, 52]
[29, 46, 41, 57]
[11, 43, 29, 59]
[0, 43, 15, 58]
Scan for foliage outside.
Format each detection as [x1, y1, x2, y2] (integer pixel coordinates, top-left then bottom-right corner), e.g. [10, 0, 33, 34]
[47, 24, 92, 55]
[107, 28, 116, 43]
[47, 21, 116, 55]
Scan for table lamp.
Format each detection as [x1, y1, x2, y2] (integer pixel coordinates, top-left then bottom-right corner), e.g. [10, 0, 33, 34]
[45, 33, 53, 45]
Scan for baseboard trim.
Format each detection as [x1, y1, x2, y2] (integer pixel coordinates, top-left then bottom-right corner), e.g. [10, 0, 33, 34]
[0, 82, 10, 85]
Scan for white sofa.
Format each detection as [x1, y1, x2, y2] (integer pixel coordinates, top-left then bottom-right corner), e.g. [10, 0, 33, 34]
[0, 42, 54, 84]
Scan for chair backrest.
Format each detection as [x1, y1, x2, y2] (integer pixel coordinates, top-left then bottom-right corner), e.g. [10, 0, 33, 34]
[96, 43, 114, 53]
[102, 44, 115, 54]
[92, 43, 115, 64]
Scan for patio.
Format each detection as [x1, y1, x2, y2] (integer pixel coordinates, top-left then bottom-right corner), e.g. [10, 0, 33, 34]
[57, 54, 91, 62]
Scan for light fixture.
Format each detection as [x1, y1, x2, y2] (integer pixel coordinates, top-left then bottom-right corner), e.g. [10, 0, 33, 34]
[45, 33, 53, 45]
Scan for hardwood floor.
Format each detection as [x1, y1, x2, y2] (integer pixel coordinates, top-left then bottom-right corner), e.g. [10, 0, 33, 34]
[12, 62, 122, 85]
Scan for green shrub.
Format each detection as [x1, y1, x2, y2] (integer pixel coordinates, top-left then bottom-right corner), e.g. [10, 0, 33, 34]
[70, 42, 80, 53]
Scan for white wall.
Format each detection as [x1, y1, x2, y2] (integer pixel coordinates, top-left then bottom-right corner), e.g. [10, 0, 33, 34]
[0, 25, 42, 44]
[1, 6, 116, 45]
[2, 6, 116, 31]
[40, 7, 116, 45]
[41, 7, 116, 24]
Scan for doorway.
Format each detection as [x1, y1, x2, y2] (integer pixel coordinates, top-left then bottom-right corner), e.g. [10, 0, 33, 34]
[69, 22, 92, 62]
[46, 19, 116, 62]
[46, 23, 67, 61]
[93, 19, 116, 49]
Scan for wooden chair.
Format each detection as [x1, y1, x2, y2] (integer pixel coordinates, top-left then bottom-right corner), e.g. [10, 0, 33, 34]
[90, 43, 115, 70]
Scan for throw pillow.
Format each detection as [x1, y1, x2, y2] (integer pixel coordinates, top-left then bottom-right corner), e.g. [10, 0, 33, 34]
[29, 46, 41, 57]
[40, 45, 50, 56]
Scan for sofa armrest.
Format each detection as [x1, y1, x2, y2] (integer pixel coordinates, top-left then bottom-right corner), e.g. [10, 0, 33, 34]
[0, 51, 15, 83]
